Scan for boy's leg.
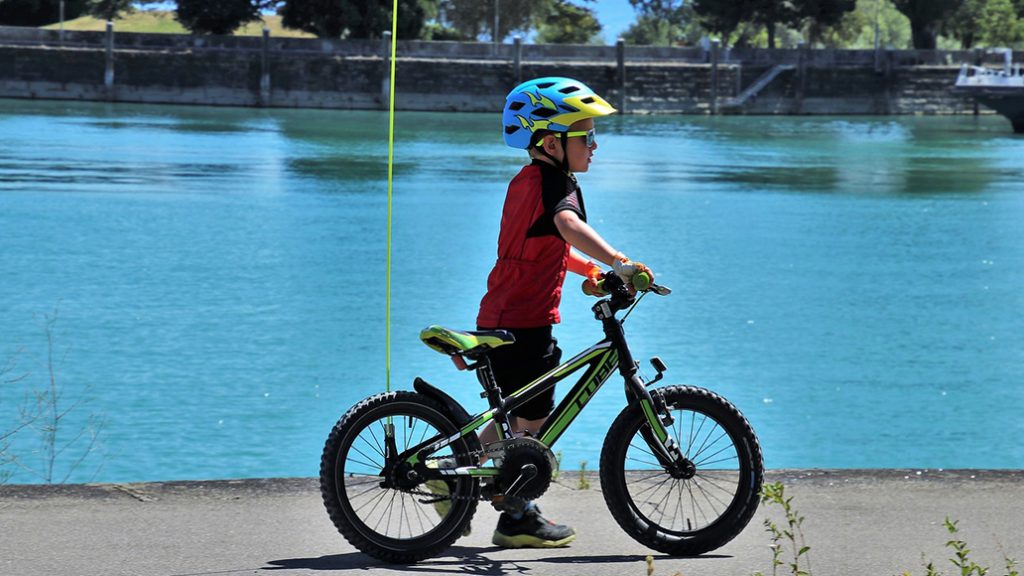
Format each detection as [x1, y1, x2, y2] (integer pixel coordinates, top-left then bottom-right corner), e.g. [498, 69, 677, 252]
[476, 325, 575, 548]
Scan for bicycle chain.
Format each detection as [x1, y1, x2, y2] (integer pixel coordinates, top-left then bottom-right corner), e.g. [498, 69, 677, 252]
[400, 446, 506, 503]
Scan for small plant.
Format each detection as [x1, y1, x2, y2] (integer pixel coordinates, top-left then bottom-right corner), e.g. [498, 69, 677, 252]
[901, 518, 1018, 576]
[644, 554, 683, 576]
[577, 460, 591, 490]
[552, 450, 563, 480]
[0, 308, 104, 484]
[754, 482, 812, 576]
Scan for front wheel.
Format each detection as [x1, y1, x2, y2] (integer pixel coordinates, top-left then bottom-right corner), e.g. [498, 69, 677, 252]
[599, 385, 763, 556]
[320, 391, 481, 563]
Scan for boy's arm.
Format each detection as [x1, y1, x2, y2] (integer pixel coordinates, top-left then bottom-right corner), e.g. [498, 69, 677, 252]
[555, 211, 623, 271]
[567, 249, 601, 278]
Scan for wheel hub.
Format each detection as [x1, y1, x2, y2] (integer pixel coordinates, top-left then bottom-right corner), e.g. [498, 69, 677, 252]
[668, 458, 697, 480]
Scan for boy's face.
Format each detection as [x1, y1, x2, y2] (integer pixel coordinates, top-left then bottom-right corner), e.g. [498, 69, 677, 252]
[564, 118, 597, 173]
[537, 118, 598, 173]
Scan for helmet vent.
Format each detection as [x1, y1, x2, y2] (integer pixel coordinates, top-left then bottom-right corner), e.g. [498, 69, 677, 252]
[559, 86, 580, 94]
[508, 101, 525, 111]
[504, 126, 520, 134]
[536, 82, 555, 89]
[532, 107, 557, 118]
[580, 96, 596, 104]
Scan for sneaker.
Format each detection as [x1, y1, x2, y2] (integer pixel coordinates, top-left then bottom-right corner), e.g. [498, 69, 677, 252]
[424, 457, 471, 536]
[491, 505, 576, 548]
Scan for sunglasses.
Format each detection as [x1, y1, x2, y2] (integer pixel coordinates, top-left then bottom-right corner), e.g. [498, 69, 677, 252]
[535, 128, 596, 149]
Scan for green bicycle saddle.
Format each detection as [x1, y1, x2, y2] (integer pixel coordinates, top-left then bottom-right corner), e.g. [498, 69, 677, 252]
[419, 325, 515, 356]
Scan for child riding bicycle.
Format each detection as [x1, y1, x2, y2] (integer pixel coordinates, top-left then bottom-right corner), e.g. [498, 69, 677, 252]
[474, 77, 655, 548]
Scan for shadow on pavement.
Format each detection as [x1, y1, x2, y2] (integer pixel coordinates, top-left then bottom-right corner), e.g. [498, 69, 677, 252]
[265, 547, 730, 574]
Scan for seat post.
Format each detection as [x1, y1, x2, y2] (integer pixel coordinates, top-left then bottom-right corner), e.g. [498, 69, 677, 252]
[476, 358, 512, 438]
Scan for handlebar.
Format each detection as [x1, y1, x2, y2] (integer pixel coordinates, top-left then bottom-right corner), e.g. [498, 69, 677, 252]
[590, 270, 672, 298]
[591, 271, 672, 316]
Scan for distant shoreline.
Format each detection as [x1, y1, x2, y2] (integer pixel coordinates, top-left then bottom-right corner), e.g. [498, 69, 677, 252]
[4, 469, 1024, 498]
[1, 25, 1004, 117]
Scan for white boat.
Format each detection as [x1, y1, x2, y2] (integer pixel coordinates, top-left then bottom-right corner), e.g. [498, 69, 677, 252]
[954, 48, 1024, 133]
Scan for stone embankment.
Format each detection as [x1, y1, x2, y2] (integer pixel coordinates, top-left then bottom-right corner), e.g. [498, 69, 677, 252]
[0, 25, 1018, 115]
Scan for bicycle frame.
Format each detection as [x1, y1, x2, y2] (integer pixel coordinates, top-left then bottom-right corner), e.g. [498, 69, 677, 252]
[397, 297, 683, 480]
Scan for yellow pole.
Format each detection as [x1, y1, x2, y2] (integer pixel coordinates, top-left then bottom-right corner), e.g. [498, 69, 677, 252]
[385, 0, 398, 392]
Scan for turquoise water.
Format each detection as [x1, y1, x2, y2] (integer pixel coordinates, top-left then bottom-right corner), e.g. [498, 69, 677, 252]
[1, 99, 1022, 484]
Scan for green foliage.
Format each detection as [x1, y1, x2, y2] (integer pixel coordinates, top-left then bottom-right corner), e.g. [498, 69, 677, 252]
[175, 0, 263, 35]
[901, 518, 1019, 576]
[793, 0, 857, 45]
[812, 0, 912, 49]
[891, 0, 964, 48]
[0, 0, 88, 26]
[278, 0, 423, 39]
[87, 0, 132, 21]
[435, 0, 535, 41]
[534, 0, 602, 44]
[944, 0, 1023, 48]
[753, 482, 813, 576]
[621, 4, 706, 46]
[551, 450, 562, 480]
[577, 460, 590, 490]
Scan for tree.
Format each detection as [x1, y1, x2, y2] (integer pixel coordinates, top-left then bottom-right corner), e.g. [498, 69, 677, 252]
[622, 3, 705, 46]
[890, 0, 964, 48]
[279, 0, 424, 39]
[691, 0, 747, 42]
[691, 0, 800, 48]
[810, 0, 911, 49]
[176, 0, 264, 35]
[0, 0, 87, 26]
[629, 0, 690, 44]
[534, 0, 602, 44]
[748, 0, 800, 48]
[944, 0, 1021, 48]
[793, 0, 856, 45]
[87, 0, 133, 21]
[435, 0, 536, 41]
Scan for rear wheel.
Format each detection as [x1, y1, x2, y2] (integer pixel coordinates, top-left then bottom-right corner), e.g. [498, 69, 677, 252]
[599, 385, 763, 556]
[320, 391, 480, 563]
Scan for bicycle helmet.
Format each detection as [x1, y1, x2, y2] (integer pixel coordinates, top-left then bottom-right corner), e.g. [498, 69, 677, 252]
[502, 77, 616, 149]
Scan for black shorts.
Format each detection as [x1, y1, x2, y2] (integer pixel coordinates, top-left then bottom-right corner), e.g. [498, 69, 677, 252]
[477, 325, 561, 421]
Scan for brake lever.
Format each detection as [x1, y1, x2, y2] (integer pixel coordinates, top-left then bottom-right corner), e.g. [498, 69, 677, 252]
[649, 283, 672, 296]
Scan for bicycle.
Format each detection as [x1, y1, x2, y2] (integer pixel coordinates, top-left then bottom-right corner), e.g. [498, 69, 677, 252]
[320, 271, 764, 563]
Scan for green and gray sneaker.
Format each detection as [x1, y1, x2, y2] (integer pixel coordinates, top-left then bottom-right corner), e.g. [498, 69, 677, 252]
[424, 458, 471, 537]
[491, 505, 576, 548]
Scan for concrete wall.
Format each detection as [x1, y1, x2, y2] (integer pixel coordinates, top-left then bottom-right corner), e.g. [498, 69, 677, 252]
[1, 26, 1015, 115]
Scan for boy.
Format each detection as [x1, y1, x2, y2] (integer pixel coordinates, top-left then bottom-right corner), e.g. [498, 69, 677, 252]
[477, 77, 654, 548]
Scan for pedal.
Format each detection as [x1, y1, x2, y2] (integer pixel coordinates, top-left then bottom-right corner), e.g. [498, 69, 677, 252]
[503, 463, 537, 498]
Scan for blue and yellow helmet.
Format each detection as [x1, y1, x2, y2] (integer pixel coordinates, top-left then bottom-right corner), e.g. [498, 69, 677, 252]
[502, 77, 617, 149]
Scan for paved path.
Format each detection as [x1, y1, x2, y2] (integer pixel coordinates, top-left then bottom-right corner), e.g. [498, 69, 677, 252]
[2, 470, 1022, 576]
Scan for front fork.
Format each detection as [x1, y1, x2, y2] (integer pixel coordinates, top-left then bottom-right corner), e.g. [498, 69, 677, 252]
[598, 300, 695, 478]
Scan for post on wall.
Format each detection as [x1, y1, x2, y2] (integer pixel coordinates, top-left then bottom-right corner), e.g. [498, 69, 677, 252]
[513, 35, 522, 85]
[616, 37, 626, 113]
[260, 28, 271, 107]
[710, 38, 720, 115]
[104, 21, 114, 99]
[381, 31, 392, 110]
[796, 40, 807, 114]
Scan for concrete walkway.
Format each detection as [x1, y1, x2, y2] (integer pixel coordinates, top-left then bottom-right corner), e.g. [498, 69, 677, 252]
[2, 470, 1022, 576]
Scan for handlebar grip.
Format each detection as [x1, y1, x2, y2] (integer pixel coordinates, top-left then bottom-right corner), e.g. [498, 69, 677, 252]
[632, 271, 652, 292]
[582, 277, 607, 297]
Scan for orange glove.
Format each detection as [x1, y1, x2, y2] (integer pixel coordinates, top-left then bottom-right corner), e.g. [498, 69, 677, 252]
[581, 263, 607, 297]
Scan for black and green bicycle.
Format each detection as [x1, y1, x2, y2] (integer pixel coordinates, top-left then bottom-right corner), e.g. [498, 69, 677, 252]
[320, 272, 764, 563]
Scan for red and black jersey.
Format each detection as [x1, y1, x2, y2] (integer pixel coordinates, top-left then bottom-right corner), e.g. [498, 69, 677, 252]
[478, 160, 587, 329]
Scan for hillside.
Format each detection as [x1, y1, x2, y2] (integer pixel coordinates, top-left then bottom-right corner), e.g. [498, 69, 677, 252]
[41, 10, 314, 38]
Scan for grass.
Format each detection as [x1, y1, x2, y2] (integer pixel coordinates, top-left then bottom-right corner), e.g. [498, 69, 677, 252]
[41, 10, 314, 38]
